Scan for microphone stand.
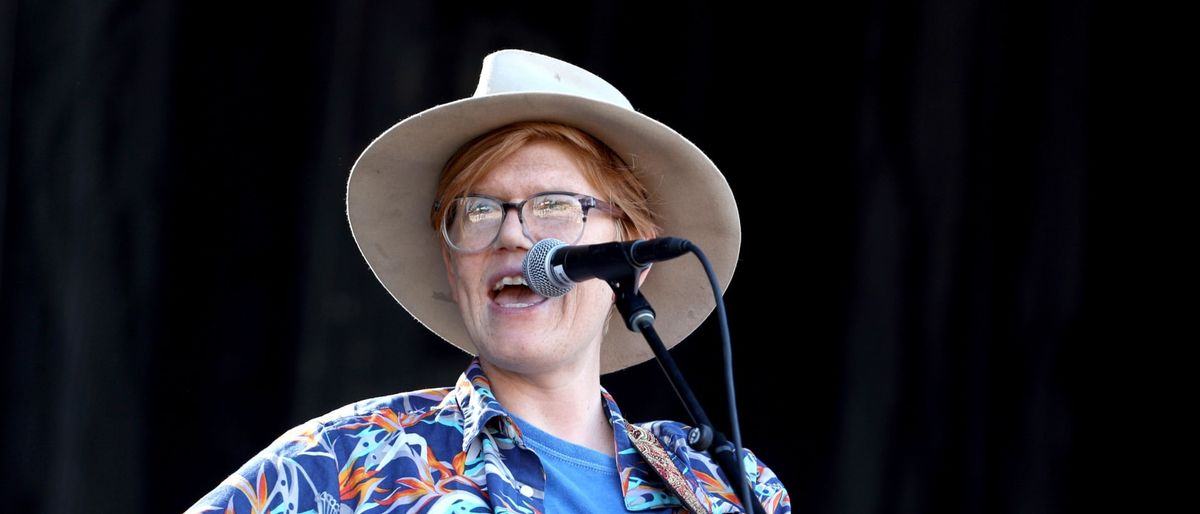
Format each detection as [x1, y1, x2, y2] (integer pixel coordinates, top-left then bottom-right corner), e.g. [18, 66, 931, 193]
[609, 274, 767, 514]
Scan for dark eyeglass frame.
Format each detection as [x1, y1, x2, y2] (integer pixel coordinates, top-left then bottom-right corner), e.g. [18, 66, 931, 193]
[434, 190, 623, 253]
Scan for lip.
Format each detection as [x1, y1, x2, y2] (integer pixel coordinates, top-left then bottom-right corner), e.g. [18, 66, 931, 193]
[485, 264, 551, 313]
[486, 265, 527, 296]
[488, 294, 551, 315]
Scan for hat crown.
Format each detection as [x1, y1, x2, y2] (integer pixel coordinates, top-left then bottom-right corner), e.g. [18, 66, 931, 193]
[473, 49, 634, 110]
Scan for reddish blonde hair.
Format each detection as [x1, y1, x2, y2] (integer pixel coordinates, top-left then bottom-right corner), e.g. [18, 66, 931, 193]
[431, 121, 659, 244]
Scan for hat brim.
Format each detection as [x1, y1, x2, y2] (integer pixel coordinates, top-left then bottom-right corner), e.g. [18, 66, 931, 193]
[347, 92, 740, 374]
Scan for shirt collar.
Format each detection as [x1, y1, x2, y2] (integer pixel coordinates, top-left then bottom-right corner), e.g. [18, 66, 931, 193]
[603, 388, 696, 511]
[452, 356, 631, 450]
[454, 356, 512, 451]
[450, 357, 684, 511]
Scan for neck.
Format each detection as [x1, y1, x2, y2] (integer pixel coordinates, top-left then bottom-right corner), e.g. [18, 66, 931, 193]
[479, 357, 615, 457]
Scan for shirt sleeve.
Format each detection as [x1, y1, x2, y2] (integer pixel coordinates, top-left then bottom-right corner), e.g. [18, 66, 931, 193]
[184, 420, 342, 514]
[741, 447, 792, 514]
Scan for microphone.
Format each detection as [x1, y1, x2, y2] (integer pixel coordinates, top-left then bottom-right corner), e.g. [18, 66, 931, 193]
[522, 237, 691, 297]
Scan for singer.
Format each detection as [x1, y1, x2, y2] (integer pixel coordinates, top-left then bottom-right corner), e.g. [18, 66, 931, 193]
[188, 49, 790, 513]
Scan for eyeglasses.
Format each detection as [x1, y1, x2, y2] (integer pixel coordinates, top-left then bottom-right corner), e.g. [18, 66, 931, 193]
[436, 191, 622, 253]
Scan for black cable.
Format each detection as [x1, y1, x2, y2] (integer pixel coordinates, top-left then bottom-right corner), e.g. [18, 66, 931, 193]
[611, 237, 762, 513]
[683, 241, 756, 513]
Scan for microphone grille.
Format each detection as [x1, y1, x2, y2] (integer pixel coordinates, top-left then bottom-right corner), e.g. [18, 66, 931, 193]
[524, 238, 573, 298]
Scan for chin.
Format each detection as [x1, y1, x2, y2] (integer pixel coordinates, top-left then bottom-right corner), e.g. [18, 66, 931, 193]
[480, 335, 580, 372]
[481, 351, 560, 376]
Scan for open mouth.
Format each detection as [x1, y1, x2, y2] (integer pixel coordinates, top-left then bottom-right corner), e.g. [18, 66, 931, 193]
[490, 275, 549, 309]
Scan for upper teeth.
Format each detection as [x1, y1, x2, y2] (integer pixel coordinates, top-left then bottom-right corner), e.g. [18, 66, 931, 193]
[493, 275, 528, 291]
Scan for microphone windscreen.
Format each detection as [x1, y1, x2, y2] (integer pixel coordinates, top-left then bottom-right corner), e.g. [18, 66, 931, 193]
[523, 238, 573, 298]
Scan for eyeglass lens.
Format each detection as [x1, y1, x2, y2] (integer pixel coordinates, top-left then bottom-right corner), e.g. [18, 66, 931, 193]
[443, 193, 586, 252]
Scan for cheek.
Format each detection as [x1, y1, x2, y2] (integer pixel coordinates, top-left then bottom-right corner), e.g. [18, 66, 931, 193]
[581, 217, 620, 244]
[574, 280, 615, 317]
[447, 257, 485, 303]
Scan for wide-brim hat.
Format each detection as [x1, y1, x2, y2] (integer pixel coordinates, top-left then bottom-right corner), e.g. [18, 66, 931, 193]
[346, 49, 741, 374]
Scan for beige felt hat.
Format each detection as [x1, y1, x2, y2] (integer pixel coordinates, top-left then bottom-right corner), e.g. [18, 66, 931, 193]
[346, 49, 741, 374]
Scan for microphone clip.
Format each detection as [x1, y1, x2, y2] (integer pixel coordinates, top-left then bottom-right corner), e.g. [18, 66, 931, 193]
[608, 270, 656, 333]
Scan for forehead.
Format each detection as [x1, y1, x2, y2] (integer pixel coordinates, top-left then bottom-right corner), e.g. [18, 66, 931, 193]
[472, 141, 600, 199]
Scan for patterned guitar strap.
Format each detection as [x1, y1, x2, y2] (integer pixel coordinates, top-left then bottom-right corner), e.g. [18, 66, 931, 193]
[626, 423, 711, 514]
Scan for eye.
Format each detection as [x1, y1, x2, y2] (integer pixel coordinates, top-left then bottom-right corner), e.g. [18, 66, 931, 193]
[464, 200, 500, 223]
[535, 197, 561, 210]
[534, 198, 575, 218]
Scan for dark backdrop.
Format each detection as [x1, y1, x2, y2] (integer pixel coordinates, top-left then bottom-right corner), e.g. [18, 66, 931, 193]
[1, 1, 1096, 513]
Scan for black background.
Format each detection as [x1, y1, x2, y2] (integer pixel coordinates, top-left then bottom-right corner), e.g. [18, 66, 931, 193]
[1, 0, 1109, 512]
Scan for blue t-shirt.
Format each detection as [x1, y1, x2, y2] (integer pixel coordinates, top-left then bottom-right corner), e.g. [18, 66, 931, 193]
[510, 413, 629, 513]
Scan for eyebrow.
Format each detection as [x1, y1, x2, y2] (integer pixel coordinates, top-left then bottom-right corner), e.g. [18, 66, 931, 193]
[462, 190, 585, 201]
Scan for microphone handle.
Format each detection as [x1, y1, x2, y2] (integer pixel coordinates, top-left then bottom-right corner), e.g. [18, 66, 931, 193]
[560, 241, 640, 283]
[629, 237, 691, 266]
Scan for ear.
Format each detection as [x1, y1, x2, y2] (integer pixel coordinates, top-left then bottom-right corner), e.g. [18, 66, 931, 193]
[441, 244, 460, 304]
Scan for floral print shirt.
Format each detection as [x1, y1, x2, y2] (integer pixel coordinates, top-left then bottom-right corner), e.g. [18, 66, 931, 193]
[186, 357, 791, 513]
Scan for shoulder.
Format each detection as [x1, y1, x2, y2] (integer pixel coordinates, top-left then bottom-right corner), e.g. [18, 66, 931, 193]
[260, 385, 457, 448]
[307, 385, 457, 431]
[632, 418, 694, 449]
[633, 419, 792, 514]
[632, 418, 774, 468]
[286, 385, 463, 456]
[185, 386, 459, 514]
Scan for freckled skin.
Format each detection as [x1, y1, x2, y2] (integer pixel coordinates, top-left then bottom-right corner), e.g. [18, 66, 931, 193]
[440, 141, 620, 377]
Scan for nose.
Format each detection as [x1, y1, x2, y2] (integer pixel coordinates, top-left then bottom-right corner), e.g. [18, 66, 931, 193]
[494, 205, 533, 251]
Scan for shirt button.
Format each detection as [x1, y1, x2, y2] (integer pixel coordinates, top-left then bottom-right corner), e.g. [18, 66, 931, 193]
[520, 485, 534, 497]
